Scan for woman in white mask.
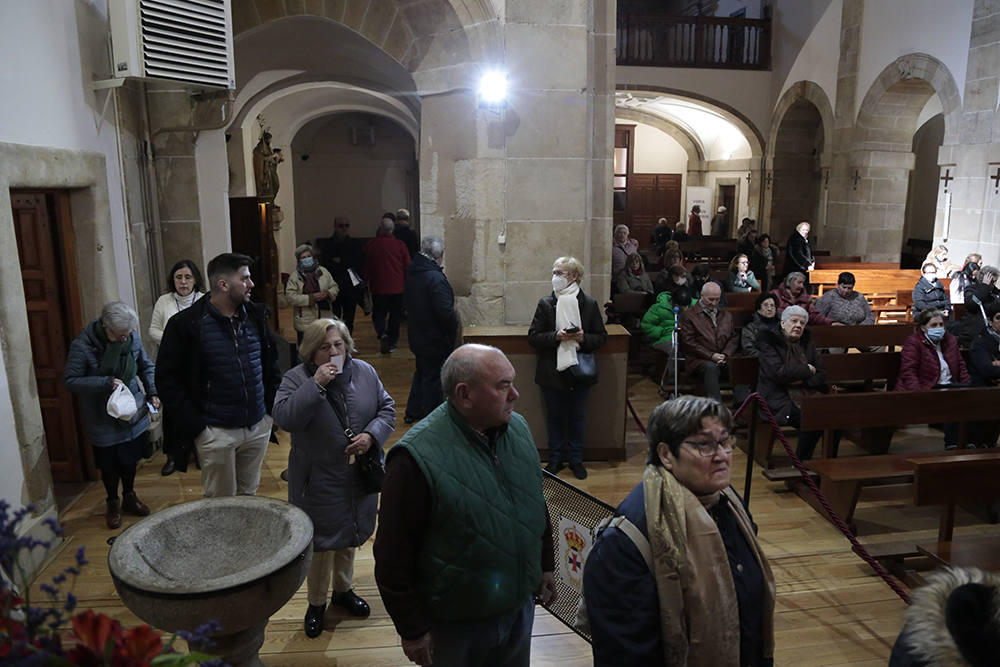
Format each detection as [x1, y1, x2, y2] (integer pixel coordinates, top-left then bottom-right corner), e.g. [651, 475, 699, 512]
[284, 243, 339, 343]
[528, 256, 608, 479]
[896, 309, 970, 449]
[272, 318, 396, 637]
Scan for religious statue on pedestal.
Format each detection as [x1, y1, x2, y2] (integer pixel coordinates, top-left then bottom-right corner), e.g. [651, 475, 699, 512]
[252, 130, 283, 200]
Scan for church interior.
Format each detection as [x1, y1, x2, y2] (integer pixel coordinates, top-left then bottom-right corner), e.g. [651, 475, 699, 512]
[3, 0, 1000, 664]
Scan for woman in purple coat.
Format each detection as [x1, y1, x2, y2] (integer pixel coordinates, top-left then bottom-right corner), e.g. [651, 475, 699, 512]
[273, 318, 396, 638]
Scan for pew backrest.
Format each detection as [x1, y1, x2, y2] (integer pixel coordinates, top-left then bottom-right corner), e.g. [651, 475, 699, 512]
[800, 386, 1000, 431]
[910, 451, 1000, 507]
[809, 324, 913, 349]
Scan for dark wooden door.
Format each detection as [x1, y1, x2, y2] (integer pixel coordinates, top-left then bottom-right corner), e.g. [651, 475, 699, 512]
[229, 197, 279, 329]
[627, 173, 682, 252]
[719, 184, 737, 238]
[11, 192, 91, 482]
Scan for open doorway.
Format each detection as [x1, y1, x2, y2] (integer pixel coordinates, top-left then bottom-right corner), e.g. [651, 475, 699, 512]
[902, 113, 944, 268]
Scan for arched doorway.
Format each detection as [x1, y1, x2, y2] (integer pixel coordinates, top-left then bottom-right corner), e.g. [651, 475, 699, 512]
[902, 111, 945, 267]
[769, 100, 825, 243]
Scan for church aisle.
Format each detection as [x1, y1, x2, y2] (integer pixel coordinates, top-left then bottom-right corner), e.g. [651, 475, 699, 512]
[38, 315, 1000, 665]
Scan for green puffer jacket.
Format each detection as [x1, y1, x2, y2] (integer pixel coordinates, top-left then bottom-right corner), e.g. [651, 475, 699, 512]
[389, 402, 546, 621]
[641, 292, 697, 345]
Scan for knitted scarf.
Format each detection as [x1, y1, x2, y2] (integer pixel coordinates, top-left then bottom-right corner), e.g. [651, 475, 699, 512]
[96, 320, 137, 385]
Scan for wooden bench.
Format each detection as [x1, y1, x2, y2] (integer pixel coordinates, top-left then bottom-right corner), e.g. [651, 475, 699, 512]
[678, 239, 738, 262]
[800, 386, 1000, 459]
[731, 351, 903, 468]
[809, 324, 913, 351]
[810, 268, 951, 297]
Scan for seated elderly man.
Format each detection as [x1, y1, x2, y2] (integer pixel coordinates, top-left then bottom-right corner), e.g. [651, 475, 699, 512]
[815, 271, 877, 352]
[773, 272, 835, 327]
[679, 282, 738, 402]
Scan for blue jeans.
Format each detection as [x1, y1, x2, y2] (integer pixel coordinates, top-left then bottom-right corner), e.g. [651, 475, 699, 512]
[429, 599, 534, 667]
[542, 386, 591, 465]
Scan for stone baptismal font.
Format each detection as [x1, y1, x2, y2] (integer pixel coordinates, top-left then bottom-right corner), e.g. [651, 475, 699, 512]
[108, 496, 313, 666]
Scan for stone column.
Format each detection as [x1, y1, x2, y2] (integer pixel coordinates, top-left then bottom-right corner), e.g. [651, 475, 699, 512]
[417, 0, 615, 325]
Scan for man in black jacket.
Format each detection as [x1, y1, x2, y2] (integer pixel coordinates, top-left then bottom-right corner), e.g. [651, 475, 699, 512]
[155, 253, 282, 497]
[319, 215, 365, 332]
[403, 236, 458, 423]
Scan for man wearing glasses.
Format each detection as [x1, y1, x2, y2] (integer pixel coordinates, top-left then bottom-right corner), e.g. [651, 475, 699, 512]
[320, 215, 365, 332]
[584, 395, 775, 667]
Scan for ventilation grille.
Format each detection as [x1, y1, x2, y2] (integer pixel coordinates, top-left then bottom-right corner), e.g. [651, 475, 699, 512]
[138, 0, 233, 88]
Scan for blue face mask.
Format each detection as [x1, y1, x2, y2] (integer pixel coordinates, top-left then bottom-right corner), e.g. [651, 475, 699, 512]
[300, 257, 316, 270]
[926, 327, 946, 343]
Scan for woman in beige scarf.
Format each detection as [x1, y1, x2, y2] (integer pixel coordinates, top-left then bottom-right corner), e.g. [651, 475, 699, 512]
[583, 395, 775, 666]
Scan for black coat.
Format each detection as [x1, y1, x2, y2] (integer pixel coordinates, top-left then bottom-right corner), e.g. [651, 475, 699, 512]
[403, 253, 458, 359]
[968, 329, 1000, 386]
[756, 327, 827, 425]
[959, 281, 998, 347]
[528, 290, 608, 390]
[318, 234, 364, 292]
[393, 224, 419, 258]
[155, 296, 281, 472]
[912, 276, 950, 320]
[784, 232, 813, 276]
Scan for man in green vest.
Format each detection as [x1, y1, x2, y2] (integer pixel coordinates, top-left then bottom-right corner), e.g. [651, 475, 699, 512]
[374, 344, 557, 666]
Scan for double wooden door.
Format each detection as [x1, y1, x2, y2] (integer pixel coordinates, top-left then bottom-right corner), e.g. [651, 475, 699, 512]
[627, 173, 682, 252]
[11, 191, 91, 481]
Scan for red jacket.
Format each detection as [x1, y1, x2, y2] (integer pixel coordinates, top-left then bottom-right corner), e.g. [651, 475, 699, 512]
[688, 212, 703, 237]
[364, 234, 410, 295]
[895, 330, 970, 391]
[773, 283, 833, 326]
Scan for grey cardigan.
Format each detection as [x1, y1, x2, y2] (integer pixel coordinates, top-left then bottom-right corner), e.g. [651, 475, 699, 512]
[273, 357, 395, 551]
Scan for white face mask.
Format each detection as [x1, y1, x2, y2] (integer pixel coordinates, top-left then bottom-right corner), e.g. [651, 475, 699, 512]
[552, 275, 569, 292]
[924, 272, 937, 283]
[330, 353, 345, 373]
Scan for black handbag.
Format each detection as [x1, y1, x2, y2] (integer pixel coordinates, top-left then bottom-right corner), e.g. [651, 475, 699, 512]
[568, 352, 598, 383]
[326, 386, 384, 493]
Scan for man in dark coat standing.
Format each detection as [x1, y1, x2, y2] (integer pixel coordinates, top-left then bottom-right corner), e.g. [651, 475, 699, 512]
[403, 236, 458, 423]
[394, 208, 419, 259]
[319, 215, 365, 332]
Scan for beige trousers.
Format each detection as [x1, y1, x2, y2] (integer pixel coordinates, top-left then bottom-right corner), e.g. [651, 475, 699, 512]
[306, 548, 357, 606]
[194, 415, 272, 497]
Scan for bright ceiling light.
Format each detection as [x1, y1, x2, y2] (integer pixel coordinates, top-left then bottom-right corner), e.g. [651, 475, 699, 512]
[478, 70, 508, 106]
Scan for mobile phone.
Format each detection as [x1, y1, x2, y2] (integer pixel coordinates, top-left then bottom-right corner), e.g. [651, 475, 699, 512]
[564, 325, 580, 333]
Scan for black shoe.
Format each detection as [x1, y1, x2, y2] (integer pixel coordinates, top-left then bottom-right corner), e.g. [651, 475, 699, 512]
[331, 590, 370, 618]
[570, 463, 588, 480]
[160, 457, 175, 476]
[544, 462, 564, 475]
[404, 415, 417, 424]
[280, 469, 289, 482]
[379, 335, 390, 355]
[304, 603, 325, 638]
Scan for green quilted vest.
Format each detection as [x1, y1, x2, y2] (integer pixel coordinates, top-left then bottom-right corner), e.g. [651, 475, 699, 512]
[390, 402, 546, 621]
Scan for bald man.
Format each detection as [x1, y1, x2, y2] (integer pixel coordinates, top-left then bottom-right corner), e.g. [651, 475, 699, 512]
[374, 344, 556, 667]
[679, 282, 739, 401]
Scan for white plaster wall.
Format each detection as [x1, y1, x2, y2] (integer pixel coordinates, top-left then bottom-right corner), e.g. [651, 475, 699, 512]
[776, 0, 841, 114]
[857, 0, 973, 114]
[195, 129, 233, 270]
[630, 123, 689, 173]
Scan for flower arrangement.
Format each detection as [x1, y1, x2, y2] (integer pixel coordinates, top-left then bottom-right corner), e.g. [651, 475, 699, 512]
[0, 501, 222, 666]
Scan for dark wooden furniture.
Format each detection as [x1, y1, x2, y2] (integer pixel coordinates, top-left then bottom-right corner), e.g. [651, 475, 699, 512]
[809, 324, 913, 350]
[229, 197, 279, 330]
[617, 13, 771, 70]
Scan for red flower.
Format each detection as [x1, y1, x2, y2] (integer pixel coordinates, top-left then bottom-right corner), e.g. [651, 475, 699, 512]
[67, 610, 123, 665]
[112, 624, 163, 667]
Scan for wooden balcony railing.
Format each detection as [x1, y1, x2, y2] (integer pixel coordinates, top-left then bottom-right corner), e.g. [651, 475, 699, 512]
[617, 13, 771, 70]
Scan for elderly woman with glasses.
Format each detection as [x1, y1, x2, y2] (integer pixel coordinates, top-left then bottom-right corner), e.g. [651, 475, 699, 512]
[757, 304, 836, 461]
[273, 318, 395, 638]
[584, 395, 775, 667]
[529, 256, 607, 480]
[64, 302, 158, 529]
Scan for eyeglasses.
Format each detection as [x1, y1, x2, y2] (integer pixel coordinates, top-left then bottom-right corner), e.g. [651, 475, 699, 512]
[681, 435, 736, 457]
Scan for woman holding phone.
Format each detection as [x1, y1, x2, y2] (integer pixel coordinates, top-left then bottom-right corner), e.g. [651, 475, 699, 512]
[272, 318, 395, 637]
[528, 256, 608, 480]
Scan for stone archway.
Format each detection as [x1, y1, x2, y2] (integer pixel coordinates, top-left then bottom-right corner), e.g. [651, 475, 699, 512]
[765, 81, 835, 243]
[613, 107, 707, 184]
[833, 53, 961, 261]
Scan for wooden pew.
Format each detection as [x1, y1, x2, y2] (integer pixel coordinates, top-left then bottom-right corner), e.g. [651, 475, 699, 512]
[800, 386, 1000, 459]
[731, 351, 903, 468]
[812, 257, 869, 269]
[809, 323, 913, 350]
[678, 239, 738, 262]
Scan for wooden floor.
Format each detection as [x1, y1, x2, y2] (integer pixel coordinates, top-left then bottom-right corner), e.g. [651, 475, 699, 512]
[35, 313, 1000, 665]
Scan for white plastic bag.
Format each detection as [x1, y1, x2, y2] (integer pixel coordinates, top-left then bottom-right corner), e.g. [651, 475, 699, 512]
[106, 383, 137, 421]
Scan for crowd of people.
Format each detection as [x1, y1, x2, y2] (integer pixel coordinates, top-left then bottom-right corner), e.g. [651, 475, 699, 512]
[59, 208, 1000, 666]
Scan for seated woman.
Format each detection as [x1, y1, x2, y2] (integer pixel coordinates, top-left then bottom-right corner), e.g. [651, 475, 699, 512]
[896, 308, 970, 449]
[741, 292, 780, 357]
[725, 253, 761, 293]
[960, 264, 1000, 347]
[583, 395, 775, 667]
[923, 244, 962, 278]
[912, 262, 951, 321]
[757, 305, 834, 460]
[949, 255, 981, 304]
[614, 252, 655, 295]
[749, 234, 776, 294]
[653, 262, 690, 296]
[967, 300, 1000, 447]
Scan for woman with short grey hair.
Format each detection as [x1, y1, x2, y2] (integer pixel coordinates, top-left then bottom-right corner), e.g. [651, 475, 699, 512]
[584, 395, 775, 665]
[64, 301, 158, 529]
[284, 243, 339, 342]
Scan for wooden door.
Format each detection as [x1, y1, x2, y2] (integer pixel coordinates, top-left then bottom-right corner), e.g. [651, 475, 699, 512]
[229, 197, 279, 329]
[627, 173, 682, 251]
[11, 191, 91, 482]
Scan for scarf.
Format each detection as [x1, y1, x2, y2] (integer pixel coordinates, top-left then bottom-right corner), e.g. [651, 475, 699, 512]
[95, 320, 137, 385]
[642, 464, 775, 666]
[299, 264, 321, 294]
[554, 282, 582, 371]
[173, 291, 198, 310]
